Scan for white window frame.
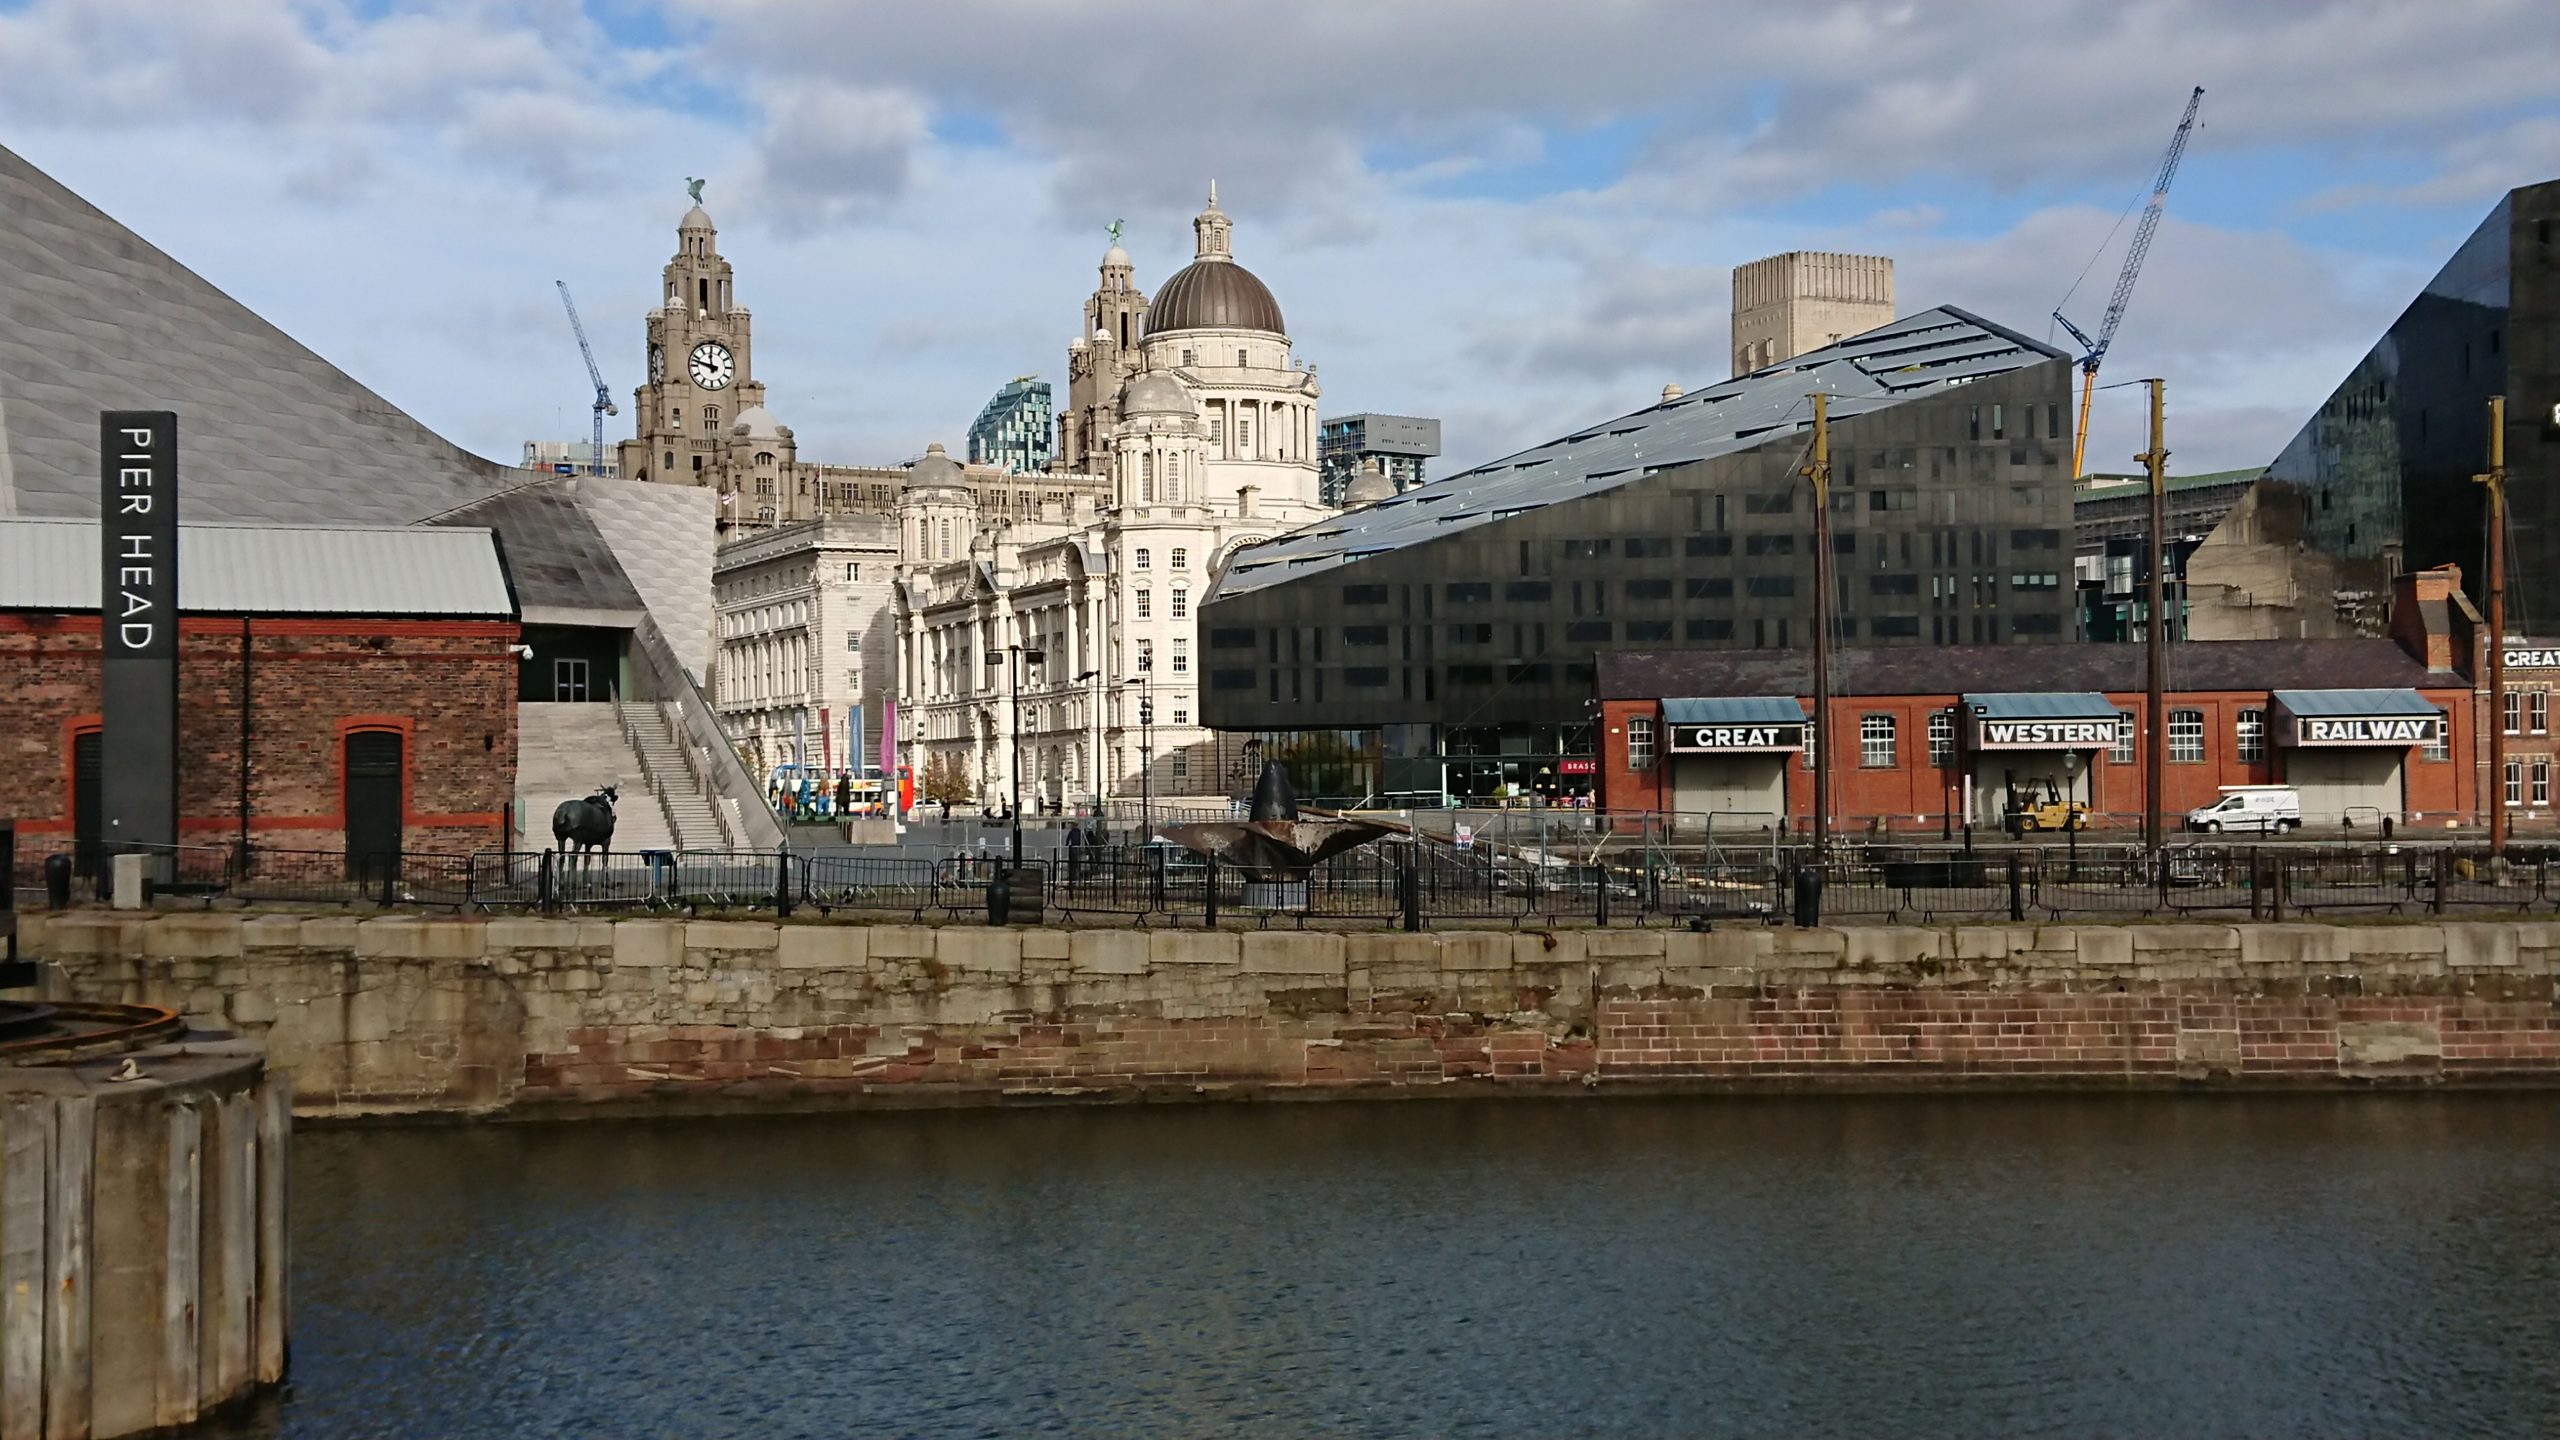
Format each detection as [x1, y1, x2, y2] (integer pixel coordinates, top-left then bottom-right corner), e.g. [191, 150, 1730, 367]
[1626, 717, 1656, 771]
[2168, 708, 2205, 764]
[1860, 713, 1896, 768]
[2235, 708, 2266, 764]
[1927, 710, 1953, 767]
[2112, 711, 2136, 765]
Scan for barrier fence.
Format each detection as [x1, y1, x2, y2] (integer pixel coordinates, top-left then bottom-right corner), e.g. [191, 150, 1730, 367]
[11, 833, 2560, 928]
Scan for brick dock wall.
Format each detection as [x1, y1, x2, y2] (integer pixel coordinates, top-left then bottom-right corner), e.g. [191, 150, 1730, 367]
[14, 915, 2560, 1118]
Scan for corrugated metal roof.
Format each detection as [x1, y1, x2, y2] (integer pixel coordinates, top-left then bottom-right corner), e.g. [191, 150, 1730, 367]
[1963, 692, 2118, 720]
[1596, 639, 2452, 701]
[2272, 688, 2435, 717]
[1213, 306, 2067, 600]
[0, 517, 514, 616]
[1661, 696, 1806, 725]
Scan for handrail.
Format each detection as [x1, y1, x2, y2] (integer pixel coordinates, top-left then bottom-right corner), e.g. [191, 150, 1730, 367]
[625, 612, 783, 849]
[613, 699, 686, 849]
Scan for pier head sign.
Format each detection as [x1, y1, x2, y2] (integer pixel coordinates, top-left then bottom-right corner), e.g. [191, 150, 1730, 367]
[100, 412, 179, 855]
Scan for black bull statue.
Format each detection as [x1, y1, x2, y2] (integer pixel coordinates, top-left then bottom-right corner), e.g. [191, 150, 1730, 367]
[552, 785, 619, 866]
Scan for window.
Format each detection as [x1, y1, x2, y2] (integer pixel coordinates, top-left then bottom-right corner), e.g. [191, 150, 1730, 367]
[2505, 691, 2522, 734]
[1181, 348, 1196, 366]
[2535, 691, 2550, 734]
[1209, 414, 1224, 445]
[2169, 708, 2204, 763]
[1685, 535, 1732, 557]
[1743, 491, 1795, 515]
[1559, 539, 1610, 559]
[1928, 710, 1953, 766]
[1171, 639, 1188, 673]
[1447, 623, 1493, 644]
[1134, 639, 1154, 674]
[2506, 761, 2524, 807]
[1445, 582, 1493, 604]
[1344, 625, 1388, 646]
[1172, 752, 1189, 780]
[1860, 714, 1897, 768]
[1870, 574, 1919, 596]
[1135, 587, 1152, 619]
[1625, 620, 1673, 642]
[1869, 615, 1920, 638]
[1624, 537, 1672, 558]
[1237, 349, 1249, 367]
[2538, 760, 2555, 806]
[1506, 581, 1552, 602]
[1871, 489, 1915, 513]
[1745, 535, 1795, 557]
[1343, 583, 1388, 604]
[1172, 587, 1189, 618]
[1745, 576, 1795, 599]
[844, 563, 861, 582]
[1686, 578, 1734, 600]
[1135, 548, 1152, 570]
[1685, 619, 1733, 641]
[1211, 669, 1255, 691]
[2113, 711, 2136, 764]
[2236, 708, 2266, 763]
[1211, 627, 1255, 649]
[1171, 548, 1188, 571]
[847, 633, 859, 652]
[1627, 717, 1656, 770]
[1626, 579, 1673, 601]
[2427, 710, 2451, 761]
[1566, 621, 1611, 642]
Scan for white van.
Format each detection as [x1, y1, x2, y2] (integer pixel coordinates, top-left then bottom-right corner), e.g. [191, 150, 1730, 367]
[2185, 786, 2302, 834]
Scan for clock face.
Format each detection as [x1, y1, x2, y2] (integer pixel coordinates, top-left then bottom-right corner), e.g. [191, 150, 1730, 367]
[688, 341, 735, 391]
[649, 344, 664, 382]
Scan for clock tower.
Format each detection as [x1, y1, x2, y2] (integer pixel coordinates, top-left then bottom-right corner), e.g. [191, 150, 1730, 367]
[618, 194, 767, 494]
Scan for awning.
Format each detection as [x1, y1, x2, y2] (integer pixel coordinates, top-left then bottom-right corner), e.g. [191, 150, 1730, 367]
[1960, 692, 2121, 751]
[2273, 689, 2440, 748]
[1662, 696, 1806, 753]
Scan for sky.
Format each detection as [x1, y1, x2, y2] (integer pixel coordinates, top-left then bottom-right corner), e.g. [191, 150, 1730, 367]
[2, 0, 2555, 481]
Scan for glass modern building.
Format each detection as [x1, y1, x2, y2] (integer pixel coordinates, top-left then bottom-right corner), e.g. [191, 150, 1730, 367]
[1199, 307, 2080, 804]
[1318, 412, 1441, 505]
[2250, 179, 2558, 624]
[967, 375, 1053, 474]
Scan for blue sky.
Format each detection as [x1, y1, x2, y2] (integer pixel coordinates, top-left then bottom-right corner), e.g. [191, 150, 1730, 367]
[2, 0, 2554, 478]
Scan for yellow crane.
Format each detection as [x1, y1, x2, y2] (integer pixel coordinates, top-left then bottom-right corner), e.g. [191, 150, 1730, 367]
[2054, 86, 2203, 477]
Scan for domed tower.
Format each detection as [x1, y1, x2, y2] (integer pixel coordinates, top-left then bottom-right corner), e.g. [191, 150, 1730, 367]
[894, 443, 980, 567]
[1063, 228, 1150, 474]
[1137, 184, 1326, 521]
[1112, 371, 1208, 511]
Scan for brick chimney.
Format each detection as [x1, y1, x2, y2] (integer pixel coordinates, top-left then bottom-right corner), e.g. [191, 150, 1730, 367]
[2390, 564, 2476, 676]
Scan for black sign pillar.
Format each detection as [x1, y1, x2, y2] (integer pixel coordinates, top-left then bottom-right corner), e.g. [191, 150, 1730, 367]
[100, 412, 179, 865]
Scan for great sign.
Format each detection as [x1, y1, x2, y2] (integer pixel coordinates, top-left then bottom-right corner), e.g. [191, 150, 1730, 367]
[2504, 648, 2560, 669]
[1974, 718, 2120, 750]
[2296, 715, 2440, 746]
[1669, 722, 1805, 753]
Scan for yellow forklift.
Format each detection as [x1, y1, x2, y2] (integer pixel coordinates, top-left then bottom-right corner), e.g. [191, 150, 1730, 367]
[2004, 777, 2090, 833]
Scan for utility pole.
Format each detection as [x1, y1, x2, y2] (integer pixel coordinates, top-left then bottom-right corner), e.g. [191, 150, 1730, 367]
[2480, 394, 2509, 849]
[1802, 391, 1834, 857]
[2138, 379, 2169, 852]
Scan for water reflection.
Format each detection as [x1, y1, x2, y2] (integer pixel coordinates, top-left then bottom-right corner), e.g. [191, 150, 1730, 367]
[212, 1095, 2560, 1439]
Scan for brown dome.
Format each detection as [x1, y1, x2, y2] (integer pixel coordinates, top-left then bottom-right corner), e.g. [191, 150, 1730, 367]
[1145, 260, 1285, 337]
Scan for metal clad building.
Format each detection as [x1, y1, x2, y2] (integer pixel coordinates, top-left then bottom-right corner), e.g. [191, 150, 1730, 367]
[1199, 307, 2078, 803]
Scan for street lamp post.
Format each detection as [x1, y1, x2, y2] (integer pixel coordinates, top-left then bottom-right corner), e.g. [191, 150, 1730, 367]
[1124, 666, 1154, 843]
[1075, 669, 1101, 818]
[1004, 644, 1044, 865]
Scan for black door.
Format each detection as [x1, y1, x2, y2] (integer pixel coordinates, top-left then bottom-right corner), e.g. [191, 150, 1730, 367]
[344, 732, 404, 884]
[73, 729, 102, 878]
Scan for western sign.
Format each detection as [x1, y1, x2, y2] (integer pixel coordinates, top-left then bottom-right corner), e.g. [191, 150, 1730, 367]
[1669, 722, 1805, 753]
[2294, 716, 2439, 746]
[99, 411, 180, 860]
[1973, 718, 2119, 750]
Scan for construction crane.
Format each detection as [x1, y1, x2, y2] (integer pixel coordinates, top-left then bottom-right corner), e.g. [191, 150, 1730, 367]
[554, 280, 618, 474]
[2054, 85, 2203, 477]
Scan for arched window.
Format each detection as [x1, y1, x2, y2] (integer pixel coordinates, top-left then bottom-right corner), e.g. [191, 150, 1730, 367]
[755, 451, 775, 468]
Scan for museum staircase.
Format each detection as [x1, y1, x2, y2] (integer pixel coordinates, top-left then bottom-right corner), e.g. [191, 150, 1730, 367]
[515, 702, 696, 854]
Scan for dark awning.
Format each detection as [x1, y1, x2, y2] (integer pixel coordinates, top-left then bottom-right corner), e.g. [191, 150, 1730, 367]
[2273, 689, 2440, 748]
[1661, 697, 1805, 754]
[1961, 692, 2121, 751]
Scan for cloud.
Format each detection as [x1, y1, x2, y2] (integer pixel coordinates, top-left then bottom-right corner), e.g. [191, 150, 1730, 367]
[742, 82, 928, 233]
[2309, 116, 2560, 213]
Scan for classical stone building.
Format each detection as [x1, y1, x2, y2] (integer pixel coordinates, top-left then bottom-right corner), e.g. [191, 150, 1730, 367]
[1731, 251, 1895, 377]
[893, 188, 1336, 813]
[710, 515, 904, 777]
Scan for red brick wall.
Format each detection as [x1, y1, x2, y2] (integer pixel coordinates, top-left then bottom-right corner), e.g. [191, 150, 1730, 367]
[1600, 687, 2477, 831]
[0, 615, 518, 855]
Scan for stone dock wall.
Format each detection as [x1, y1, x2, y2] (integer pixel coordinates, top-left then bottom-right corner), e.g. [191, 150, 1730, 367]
[15, 914, 2560, 1119]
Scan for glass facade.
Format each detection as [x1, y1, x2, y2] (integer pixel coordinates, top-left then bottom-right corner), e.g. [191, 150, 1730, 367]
[967, 376, 1054, 475]
[2255, 181, 2559, 621]
[1204, 360, 2077, 757]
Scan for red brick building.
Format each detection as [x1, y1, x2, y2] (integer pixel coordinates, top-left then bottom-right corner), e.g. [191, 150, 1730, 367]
[1597, 634, 2479, 836]
[2, 520, 520, 869]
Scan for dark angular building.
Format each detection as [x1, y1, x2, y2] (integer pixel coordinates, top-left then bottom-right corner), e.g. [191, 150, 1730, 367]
[1199, 307, 2079, 803]
[2235, 180, 2559, 628]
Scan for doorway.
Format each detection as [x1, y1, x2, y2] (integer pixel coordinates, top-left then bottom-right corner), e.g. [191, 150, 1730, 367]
[344, 730, 405, 884]
[72, 729, 101, 878]
[554, 658, 591, 703]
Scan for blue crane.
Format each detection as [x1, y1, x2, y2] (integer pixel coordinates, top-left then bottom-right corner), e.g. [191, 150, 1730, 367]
[2054, 85, 2203, 477]
[555, 280, 618, 474]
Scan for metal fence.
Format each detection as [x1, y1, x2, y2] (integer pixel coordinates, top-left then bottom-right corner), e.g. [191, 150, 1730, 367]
[15, 833, 2560, 928]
